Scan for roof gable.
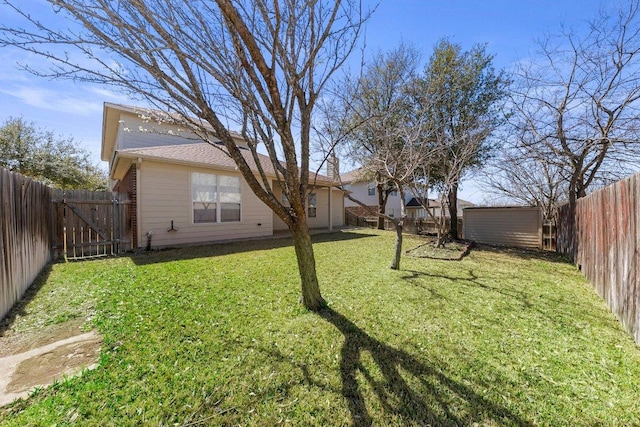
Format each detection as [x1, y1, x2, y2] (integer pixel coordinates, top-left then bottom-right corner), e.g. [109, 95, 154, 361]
[102, 102, 246, 161]
[104, 103, 335, 186]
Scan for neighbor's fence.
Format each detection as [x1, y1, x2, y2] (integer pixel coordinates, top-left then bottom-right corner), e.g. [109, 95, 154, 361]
[556, 172, 640, 345]
[345, 209, 463, 238]
[542, 221, 557, 251]
[0, 168, 54, 321]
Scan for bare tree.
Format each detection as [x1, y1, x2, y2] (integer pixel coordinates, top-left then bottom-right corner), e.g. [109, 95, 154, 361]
[509, 0, 640, 211]
[0, 0, 367, 311]
[358, 126, 430, 269]
[481, 146, 569, 220]
[405, 171, 449, 248]
[406, 131, 481, 247]
[322, 44, 431, 269]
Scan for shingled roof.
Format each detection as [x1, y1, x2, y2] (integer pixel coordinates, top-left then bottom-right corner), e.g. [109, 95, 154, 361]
[338, 168, 370, 184]
[115, 142, 335, 185]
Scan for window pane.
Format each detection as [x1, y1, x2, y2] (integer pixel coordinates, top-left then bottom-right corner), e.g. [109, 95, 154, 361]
[221, 203, 241, 222]
[220, 192, 241, 203]
[219, 175, 241, 203]
[308, 193, 317, 218]
[194, 202, 217, 223]
[192, 173, 242, 223]
[193, 173, 217, 223]
[192, 173, 217, 203]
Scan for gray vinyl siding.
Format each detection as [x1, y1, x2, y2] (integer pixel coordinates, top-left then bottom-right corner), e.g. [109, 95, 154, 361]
[463, 207, 543, 249]
[343, 181, 404, 216]
[116, 115, 205, 151]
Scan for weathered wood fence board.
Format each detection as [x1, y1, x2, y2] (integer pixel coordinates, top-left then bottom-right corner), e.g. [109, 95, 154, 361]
[1, 167, 132, 322]
[557, 172, 640, 345]
[0, 169, 53, 321]
[345, 210, 463, 238]
[51, 190, 132, 260]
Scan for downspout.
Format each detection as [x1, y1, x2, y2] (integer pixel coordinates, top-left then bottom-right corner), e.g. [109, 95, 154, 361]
[328, 185, 333, 232]
[136, 157, 142, 249]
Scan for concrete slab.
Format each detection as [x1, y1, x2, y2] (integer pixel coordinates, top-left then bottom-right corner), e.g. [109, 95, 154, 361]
[0, 330, 101, 407]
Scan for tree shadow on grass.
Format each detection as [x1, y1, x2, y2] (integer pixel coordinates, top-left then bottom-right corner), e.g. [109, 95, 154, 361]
[401, 268, 535, 310]
[400, 267, 618, 336]
[0, 263, 53, 336]
[472, 244, 574, 265]
[318, 307, 533, 427]
[129, 230, 374, 265]
[405, 239, 474, 261]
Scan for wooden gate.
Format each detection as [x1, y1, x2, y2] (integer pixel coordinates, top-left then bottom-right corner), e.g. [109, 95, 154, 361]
[52, 190, 132, 260]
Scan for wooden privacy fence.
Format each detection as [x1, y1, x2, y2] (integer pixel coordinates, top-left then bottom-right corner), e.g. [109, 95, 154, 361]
[1, 169, 54, 321]
[542, 222, 557, 251]
[345, 209, 463, 238]
[1, 167, 132, 321]
[557, 172, 640, 345]
[52, 190, 132, 260]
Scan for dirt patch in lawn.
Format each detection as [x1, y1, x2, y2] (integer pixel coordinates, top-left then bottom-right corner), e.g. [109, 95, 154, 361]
[0, 319, 90, 358]
[0, 319, 101, 407]
[406, 238, 474, 260]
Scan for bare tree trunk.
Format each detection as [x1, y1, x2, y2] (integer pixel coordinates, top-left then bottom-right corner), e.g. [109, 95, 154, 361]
[390, 219, 403, 270]
[289, 220, 326, 311]
[435, 218, 446, 248]
[377, 207, 386, 230]
[376, 183, 389, 230]
[447, 182, 459, 240]
[568, 172, 579, 212]
[390, 184, 407, 270]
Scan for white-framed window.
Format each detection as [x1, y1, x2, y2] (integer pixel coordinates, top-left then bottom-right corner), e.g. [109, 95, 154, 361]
[219, 175, 241, 222]
[281, 191, 290, 206]
[192, 172, 241, 223]
[367, 183, 375, 196]
[308, 193, 317, 218]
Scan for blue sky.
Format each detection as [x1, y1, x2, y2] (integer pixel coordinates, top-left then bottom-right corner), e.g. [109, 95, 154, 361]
[0, 0, 611, 202]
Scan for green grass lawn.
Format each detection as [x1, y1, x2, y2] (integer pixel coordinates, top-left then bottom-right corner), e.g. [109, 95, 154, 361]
[1, 229, 639, 426]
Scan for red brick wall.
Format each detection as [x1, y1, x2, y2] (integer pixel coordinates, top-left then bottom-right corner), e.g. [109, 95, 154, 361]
[113, 165, 138, 248]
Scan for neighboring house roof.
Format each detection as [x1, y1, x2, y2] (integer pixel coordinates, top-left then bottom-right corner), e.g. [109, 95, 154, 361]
[338, 168, 370, 184]
[406, 197, 440, 208]
[406, 197, 476, 208]
[458, 199, 476, 208]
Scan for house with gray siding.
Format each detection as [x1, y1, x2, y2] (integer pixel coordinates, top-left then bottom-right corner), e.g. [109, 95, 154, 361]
[340, 168, 406, 217]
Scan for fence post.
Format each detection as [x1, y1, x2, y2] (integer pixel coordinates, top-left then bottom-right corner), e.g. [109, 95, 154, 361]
[62, 199, 68, 262]
[112, 198, 118, 255]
